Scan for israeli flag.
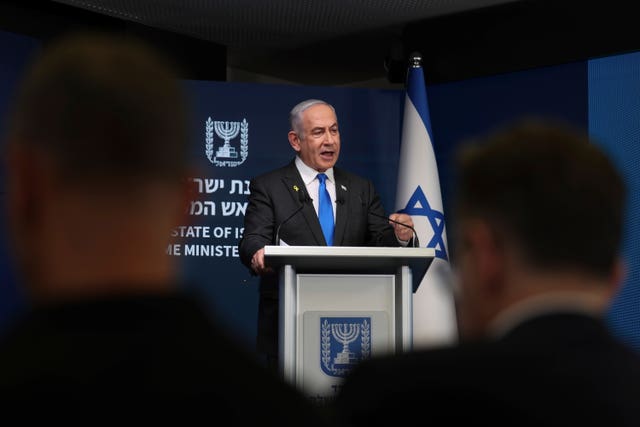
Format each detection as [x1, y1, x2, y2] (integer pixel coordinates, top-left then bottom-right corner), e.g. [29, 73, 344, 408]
[395, 54, 458, 348]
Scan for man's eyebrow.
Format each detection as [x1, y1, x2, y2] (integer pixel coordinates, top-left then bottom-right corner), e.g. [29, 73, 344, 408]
[313, 122, 338, 129]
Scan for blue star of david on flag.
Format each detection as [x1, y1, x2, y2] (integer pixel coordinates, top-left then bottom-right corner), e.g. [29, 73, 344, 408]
[399, 185, 448, 261]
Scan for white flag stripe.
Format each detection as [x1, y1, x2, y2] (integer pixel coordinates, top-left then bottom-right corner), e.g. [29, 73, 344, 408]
[395, 64, 458, 349]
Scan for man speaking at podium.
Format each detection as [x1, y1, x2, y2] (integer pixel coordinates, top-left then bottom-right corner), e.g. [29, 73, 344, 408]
[239, 98, 415, 369]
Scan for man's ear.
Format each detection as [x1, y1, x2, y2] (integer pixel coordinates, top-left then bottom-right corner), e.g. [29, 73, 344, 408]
[465, 219, 505, 295]
[5, 144, 45, 230]
[288, 131, 301, 153]
[608, 256, 627, 300]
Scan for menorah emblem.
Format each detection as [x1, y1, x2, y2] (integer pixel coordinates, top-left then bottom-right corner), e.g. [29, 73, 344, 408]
[204, 117, 249, 167]
[331, 323, 360, 365]
[320, 317, 371, 377]
[214, 120, 240, 159]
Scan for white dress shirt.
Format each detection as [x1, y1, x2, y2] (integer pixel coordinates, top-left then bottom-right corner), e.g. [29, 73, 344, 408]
[295, 156, 337, 221]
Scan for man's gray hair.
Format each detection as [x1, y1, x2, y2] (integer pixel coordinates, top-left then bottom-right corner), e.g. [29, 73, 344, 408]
[289, 99, 336, 135]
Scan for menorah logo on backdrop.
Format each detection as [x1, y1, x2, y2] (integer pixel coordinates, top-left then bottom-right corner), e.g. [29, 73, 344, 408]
[205, 117, 249, 167]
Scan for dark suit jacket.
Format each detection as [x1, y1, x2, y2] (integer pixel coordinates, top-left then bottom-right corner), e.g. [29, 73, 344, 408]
[239, 159, 404, 356]
[333, 312, 640, 427]
[0, 291, 329, 424]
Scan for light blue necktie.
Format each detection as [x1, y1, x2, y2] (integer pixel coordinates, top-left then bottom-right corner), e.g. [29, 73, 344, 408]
[317, 173, 334, 246]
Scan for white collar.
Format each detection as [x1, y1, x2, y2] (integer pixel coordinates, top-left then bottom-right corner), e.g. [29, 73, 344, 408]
[295, 156, 335, 185]
[488, 291, 606, 339]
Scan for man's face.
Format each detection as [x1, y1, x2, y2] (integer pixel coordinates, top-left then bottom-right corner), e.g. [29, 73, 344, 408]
[289, 104, 340, 172]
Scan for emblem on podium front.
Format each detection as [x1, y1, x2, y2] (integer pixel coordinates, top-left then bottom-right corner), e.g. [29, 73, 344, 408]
[320, 317, 371, 377]
[205, 117, 249, 167]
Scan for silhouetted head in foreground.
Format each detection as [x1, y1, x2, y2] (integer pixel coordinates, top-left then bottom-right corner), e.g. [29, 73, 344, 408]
[451, 119, 626, 340]
[4, 32, 190, 302]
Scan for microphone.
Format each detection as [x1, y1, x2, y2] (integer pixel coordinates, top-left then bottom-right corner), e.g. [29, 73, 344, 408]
[359, 195, 418, 248]
[274, 189, 311, 245]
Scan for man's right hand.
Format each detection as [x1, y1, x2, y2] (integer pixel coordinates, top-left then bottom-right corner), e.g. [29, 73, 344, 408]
[250, 247, 274, 275]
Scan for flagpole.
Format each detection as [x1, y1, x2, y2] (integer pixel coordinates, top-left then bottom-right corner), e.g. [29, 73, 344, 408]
[395, 51, 459, 348]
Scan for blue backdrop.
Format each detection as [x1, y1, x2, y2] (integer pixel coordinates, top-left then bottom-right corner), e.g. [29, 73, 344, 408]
[0, 30, 39, 336]
[0, 29, 638, 355]
[589, 52, 640, 350]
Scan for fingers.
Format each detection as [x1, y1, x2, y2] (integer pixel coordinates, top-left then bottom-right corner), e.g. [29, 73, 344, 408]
[251, 248, 273, 275]
[251, 248, 265, 272]
[394, 226, 413, 241]
[389, 213, 414, 241]
[391, 213, 414, 227]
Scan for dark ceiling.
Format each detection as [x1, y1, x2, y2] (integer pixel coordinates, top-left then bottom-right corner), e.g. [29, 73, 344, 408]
[51, 0, 517, 85]
[2, 1, 640, 87]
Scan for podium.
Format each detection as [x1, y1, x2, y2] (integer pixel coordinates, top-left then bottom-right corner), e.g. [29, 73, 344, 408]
[264, 245, 434, 401]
